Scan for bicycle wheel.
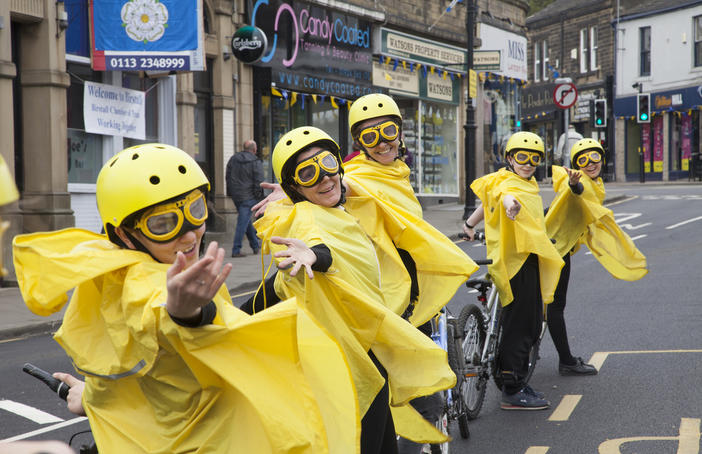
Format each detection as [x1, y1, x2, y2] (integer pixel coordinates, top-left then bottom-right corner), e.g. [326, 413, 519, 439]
[456, 304, 487, 420]
[446, 320, 469, 439]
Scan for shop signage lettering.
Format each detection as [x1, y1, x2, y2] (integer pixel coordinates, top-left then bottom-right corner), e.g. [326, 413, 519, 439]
[507, 40, 525, 61]
[479, 23, 527, 80]
[83, 81, 145, 140]
[655, 95, 672, 109]
[371, 61, 419, 96]
[252, 0, 374, 97]
[231, 26, 268, 63]
[426, 72, 453, 102]
[378, 28, 467, 69]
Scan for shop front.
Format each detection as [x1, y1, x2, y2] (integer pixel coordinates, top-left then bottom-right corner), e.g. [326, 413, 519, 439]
[372, 27, 465, 198]
[615, 86, 702, 182]
[521, 82, 558, 172]
[250, 0, 380, 181]
[477, 23, 527, 174]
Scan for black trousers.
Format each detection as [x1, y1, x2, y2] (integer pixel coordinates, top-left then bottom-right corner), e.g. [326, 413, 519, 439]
[498, 254, 544, 394]
[361, 351, 399, 454]
[547, 253, 575, 365]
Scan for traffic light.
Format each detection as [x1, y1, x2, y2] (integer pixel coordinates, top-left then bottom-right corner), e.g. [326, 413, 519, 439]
[593, 99, 607, 128]
[637, 93, 650, 123]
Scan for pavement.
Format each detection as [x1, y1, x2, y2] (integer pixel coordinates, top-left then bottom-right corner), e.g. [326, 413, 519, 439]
[0, 181, 646, 341]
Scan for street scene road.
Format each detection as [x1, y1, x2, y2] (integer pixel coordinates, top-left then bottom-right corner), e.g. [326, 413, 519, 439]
[1, 184, 700, 453]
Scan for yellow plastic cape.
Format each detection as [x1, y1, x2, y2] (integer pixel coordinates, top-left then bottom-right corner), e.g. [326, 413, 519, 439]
[471, 168, 564, 306]
[13, 228, 359, 454]
[254, 200, 456, 443]
[545, 166, 648, 280]
[343, 156, 478, 325]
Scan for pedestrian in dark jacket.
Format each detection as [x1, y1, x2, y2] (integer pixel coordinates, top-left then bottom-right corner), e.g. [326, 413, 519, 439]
[226, 140, 263, 257]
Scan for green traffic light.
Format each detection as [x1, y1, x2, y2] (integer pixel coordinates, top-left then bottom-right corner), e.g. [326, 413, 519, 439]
[596, 119, 602, 125]
[640, 113, 648, 121]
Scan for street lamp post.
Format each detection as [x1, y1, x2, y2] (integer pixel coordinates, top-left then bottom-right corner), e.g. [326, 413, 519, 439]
[463, 0, 477, 220]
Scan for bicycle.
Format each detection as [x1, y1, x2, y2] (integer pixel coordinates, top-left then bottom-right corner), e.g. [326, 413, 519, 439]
[421, 307, 470, 454]
[22, 363, 97, 454]
[455, 231, 545, 419]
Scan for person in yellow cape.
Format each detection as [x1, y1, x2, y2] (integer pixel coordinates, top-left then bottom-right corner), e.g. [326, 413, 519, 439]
[244, 127, 456, 454]
[544, 138, 648, 376]
[12, 144, 359, 454]
[463, 131, 563, 411]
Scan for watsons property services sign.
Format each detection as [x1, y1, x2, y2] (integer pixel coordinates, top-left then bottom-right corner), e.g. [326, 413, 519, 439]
[251, 0, 376, 98]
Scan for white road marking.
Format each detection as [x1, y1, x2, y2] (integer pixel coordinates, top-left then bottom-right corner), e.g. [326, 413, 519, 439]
[548, 395, 582, 422]
[605, 196, 638, 207]
[0, 400, 63, 424]
[629, 234, 647, 241]
[0, 417, 88, 442]
[666, 216, 702, 230]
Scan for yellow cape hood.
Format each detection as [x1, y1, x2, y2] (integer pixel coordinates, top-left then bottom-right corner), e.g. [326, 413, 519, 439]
[344, 156, 478, 325]
[471, 168, 563, 305]
[13, 228, 359, 454]
[546, 166, 647, 280]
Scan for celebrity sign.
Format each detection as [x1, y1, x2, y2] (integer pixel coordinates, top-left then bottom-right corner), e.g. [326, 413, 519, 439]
[251, 0, 376, 98]
[89, 0, 205, 71]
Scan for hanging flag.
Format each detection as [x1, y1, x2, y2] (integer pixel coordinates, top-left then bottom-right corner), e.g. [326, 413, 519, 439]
[402, 61, 407, 70]
[290, 92, 297, 107]
[384, 72, 393, 81]
[312, 94, 318, 104]
[300, 93, 305, 110]
[271, 87, 282, 97]
[393, 59, 399, 71]
[331, 97, 339, 109]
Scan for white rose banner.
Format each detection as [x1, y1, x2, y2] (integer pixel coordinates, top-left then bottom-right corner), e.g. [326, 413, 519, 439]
[83, 81, 146, 140]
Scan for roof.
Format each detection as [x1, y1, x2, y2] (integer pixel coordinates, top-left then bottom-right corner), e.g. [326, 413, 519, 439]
[617, 0, 702, 21]
[527, 0, 610, 25]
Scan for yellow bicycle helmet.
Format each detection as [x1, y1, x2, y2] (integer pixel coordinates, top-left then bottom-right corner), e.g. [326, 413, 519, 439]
[96, 143, 209, 238]
[504, 131, 545, 159]
[348, 93, 402, 134]
[570, 138, 605, 169]
[0, 154, 19, 206]
[273, 127, 342, 203]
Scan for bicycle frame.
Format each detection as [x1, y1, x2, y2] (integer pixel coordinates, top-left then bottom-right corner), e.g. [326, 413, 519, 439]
[431, 308, 454, 406]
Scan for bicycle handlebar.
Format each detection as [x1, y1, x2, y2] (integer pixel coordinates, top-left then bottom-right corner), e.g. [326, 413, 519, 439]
[23, 363, 70, 401]
[458, 230, 486, 242]
[474, 259, 493, 266]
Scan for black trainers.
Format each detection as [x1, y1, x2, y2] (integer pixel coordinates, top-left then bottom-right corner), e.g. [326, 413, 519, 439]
[522, 384, 545, 399]
[501, 388, 550, 410]
[559, 357, 598, 376]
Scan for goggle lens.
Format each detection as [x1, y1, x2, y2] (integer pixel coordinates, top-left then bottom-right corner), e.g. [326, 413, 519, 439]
[513, 151, 542, 166]
[358, 121, 399, 148]
[576, 151, 602, 168]
[187, 195, 207, 221]
[293, 150, 340, 187]
[146, 212, 180, 236]
[135, 191, 208, 242]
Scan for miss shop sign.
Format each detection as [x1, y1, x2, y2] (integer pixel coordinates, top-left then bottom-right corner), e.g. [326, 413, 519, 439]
[251, 0, 374, 96]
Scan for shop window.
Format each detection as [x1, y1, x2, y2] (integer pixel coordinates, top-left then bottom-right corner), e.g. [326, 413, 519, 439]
[534, 41, 541, 82]
[542, 41, 549, 81]
[193, 63, 213, 169]
[420, 101, 458, 195]
[589, 26, 598, 70]
[66, 62, 104, 184]
[694, 15, 702, 67]
[579, 28, 589, 73]
[640, 26, 651, 76]
[311, 102, 340, 146]
[396, 99, 419, 192]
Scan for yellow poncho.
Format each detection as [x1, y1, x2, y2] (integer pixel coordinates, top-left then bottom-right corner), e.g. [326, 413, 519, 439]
[254, 200, 456, 443]
[343, 156, 478, 325]
[545, 166, 648, 280]
[13, 229, 358, 454]
[471, 168, 564, 306]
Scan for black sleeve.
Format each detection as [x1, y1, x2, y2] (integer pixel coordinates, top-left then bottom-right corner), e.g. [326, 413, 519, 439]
[396, 247, 419, 320]
[170, 300, 217, 327]
[310, 244, 332, 272]
[240, 273, 282, 314]
[225, 157, 233, 197]
[569, 181, 584, 195]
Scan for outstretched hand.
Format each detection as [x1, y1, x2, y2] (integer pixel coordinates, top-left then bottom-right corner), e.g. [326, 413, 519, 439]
[52, 372, 86, 416]
[565, 167, 582, 185]
[503, 195, 521, 220]
[252, 182, 286, 217]
[166, 241, 232, 319]
[271, 236, 316, 279]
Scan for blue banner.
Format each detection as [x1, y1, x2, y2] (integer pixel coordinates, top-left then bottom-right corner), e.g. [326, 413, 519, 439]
[90, 0, 204, 71]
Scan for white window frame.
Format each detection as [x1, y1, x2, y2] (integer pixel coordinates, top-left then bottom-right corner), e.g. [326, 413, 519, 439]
[589, 26, 598, 70]
[534, 41, 546, 82]
[694, 15, 702, 67]
[542, 40, 549, 81]
[579, 28, 589, 73]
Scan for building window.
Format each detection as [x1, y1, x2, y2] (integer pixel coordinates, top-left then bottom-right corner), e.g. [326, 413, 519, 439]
[694, 15, 702, 67]
[579, 28, 589, 73]
[534, 41, 541, 82]
[640, 26, 651, 76]
[589, 26, 598, 70]
[542, 41, 549, 81]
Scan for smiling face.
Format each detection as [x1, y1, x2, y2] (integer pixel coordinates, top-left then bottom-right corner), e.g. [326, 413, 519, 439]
[293, 146, 343, 207]
[581, 161, 602, 179]
[118, 222, 205, 267]
[354, 116, 401, 165]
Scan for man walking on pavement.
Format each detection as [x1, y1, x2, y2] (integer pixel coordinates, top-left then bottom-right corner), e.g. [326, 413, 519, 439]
[226, 139, 262, 257]
[555, 125, 583, 168]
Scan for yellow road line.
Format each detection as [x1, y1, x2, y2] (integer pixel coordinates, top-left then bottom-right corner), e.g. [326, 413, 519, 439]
[525, 447, 549, 454]
[598, 417, 700, 454]
[548, 395, 582, 422]
[605, 195, 638, 207]
[590, 349, 702, 371]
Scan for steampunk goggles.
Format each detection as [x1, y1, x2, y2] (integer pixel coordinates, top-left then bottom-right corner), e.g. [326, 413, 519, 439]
[357, 121, 400, 148]
[133, 190, 208, 243]
[293, 150, 340, 187]
[575, 150, 602, 168]
[511, 150, 543, 167]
